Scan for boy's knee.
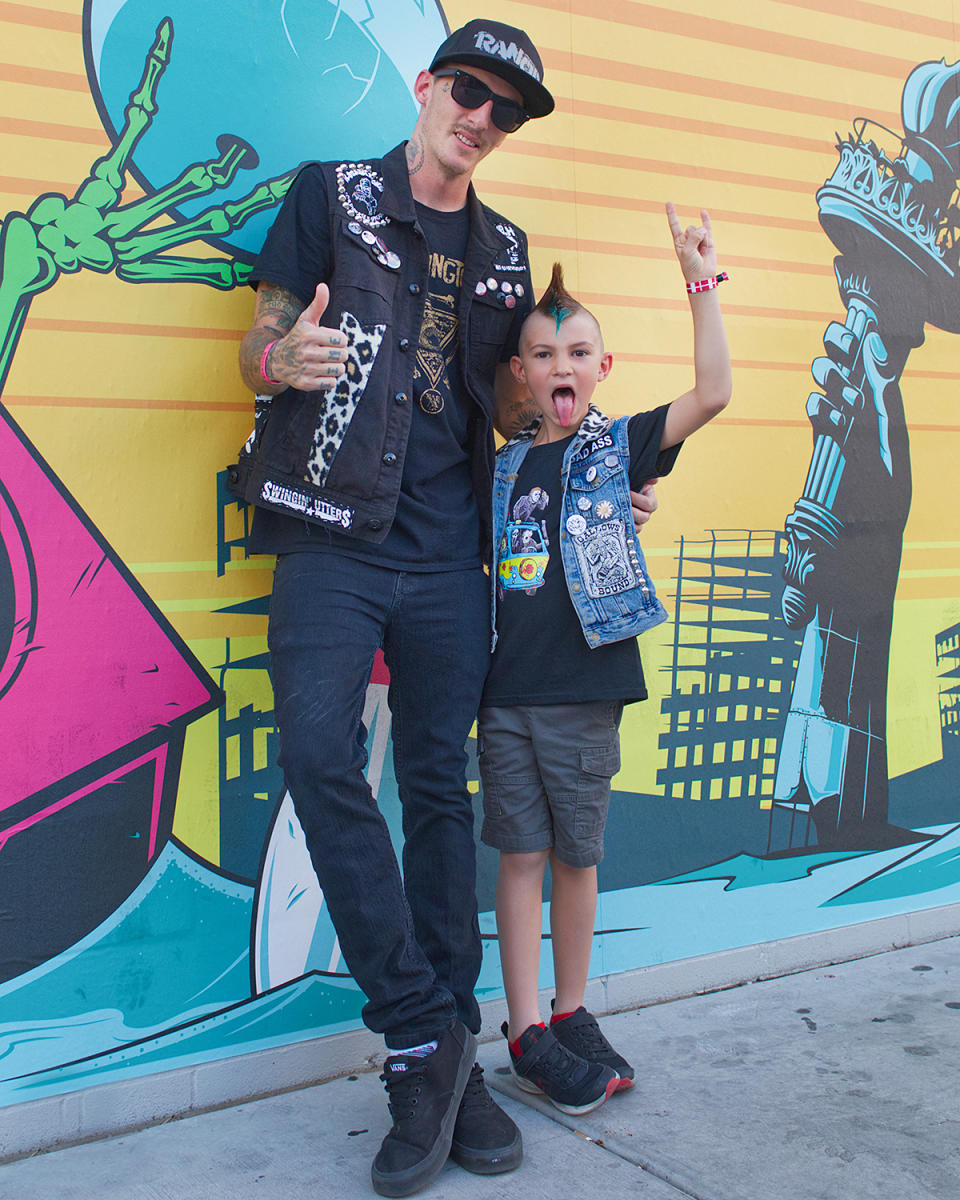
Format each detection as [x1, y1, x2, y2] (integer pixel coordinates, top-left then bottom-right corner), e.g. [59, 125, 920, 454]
[550, 840, 604, 869]
[499, 848, 551, 874]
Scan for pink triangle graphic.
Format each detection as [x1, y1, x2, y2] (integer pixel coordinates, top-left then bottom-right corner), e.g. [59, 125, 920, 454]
[0, 407, 218, 816]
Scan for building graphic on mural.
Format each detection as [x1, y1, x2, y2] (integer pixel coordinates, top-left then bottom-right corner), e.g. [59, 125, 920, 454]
[216, 637, 282, 881]
[936, 621, 960, 752]
[657, 530, 802, 813]
[214, 471, 281, 882]
[1, 0, 960, 1131]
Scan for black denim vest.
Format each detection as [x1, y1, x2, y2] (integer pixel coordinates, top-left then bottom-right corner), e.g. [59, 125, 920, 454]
[228, 143, 532, 549]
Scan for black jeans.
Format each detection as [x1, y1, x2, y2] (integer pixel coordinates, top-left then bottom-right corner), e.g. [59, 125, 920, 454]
[268, 551, 490, 1048]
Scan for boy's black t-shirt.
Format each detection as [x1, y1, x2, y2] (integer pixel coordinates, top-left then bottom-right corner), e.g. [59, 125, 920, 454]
[481, 406, 680, 708]
[247, 169, 525, 569]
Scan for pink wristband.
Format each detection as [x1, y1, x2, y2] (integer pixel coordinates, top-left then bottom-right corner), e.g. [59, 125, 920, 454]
[686, 271, 728, 294]
[260, 339, 281, 386]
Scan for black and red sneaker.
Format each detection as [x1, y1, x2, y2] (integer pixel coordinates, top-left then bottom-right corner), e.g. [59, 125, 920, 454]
[503, 1021, 618, 1115]
[550, 1003, 635, 1091]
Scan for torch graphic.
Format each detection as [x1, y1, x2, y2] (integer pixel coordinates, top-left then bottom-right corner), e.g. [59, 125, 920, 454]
[774, 60, 960, 850]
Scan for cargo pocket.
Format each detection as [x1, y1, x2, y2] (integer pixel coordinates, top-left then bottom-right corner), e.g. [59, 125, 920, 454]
[575, 743, 620, 838]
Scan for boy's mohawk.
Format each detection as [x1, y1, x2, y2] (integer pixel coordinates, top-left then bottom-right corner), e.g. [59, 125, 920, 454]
[535, 262, 582, 332]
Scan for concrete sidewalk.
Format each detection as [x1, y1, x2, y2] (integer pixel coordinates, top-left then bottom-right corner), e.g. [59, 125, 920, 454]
[3, 936, 958, 1200]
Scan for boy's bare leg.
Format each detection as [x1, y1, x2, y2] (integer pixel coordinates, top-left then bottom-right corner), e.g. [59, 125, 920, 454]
[547, 858, 635, 1089]
[496, 849, 550, 1040]
[548, 858, 598, 1016]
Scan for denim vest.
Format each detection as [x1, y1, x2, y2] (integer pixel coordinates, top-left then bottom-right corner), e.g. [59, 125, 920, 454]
[491, 405, 667, 651]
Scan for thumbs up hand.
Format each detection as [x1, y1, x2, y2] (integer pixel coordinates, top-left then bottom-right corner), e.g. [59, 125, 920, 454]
[263, 283, 348, 392]
[300, 282, 330, 325]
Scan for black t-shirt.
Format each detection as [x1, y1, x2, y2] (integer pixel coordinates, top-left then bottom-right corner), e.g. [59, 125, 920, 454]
[376, 201, 481, 568]
[246, 167, 522, 570]
[482, 407, 680, 708]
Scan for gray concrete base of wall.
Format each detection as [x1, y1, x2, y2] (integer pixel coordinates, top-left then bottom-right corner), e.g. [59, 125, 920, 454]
[3, 903, 959, 1164]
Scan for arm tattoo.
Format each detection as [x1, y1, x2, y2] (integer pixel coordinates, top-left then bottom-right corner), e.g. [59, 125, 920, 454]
[406, 136, 425, 175]
[501, 398, 540, 437]
[255, 283, 302, 336]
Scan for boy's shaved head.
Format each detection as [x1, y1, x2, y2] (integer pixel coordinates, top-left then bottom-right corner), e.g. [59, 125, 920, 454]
[520, 262, 603, 349]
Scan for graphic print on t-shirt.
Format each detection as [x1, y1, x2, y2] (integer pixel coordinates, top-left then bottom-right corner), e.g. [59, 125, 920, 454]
[416, 294, 458, 414]
[498, 486, 550, 596]
[415, 252, 464, 414]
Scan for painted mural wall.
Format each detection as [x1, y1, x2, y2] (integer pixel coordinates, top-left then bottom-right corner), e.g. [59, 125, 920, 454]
[1, 0, 959, 1111]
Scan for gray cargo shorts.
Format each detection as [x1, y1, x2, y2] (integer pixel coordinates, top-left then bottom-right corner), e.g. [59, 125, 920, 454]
[477, 700, 623, 867]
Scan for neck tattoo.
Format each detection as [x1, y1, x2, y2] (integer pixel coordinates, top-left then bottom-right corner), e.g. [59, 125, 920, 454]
[406, 137, 425, 175]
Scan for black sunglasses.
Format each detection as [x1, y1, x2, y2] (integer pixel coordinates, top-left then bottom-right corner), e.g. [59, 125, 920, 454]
[432, 69, 530, 133]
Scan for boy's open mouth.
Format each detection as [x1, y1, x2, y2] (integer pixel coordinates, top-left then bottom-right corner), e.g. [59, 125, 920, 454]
[552, 386, 576, 426]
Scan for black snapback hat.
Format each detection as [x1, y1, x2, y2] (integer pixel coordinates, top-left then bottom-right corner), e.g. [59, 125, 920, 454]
[429, 19, 554, 118]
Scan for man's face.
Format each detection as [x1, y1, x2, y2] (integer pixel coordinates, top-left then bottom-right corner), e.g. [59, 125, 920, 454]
[511, 309, 613, 442]
[413, 62, 523, 179]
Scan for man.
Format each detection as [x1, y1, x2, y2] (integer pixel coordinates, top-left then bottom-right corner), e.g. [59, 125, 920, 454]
[231, 19, 655, 1197]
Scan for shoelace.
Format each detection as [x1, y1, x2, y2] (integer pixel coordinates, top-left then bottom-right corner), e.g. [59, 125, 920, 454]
[457, 1066, 491, 1113]
[533, 1035, 590, 1081]
[561, 1016, 609, 1055]
[380, 1065, 425, 1122]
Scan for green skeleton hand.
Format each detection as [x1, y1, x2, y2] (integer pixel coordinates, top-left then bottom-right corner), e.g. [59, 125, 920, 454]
[0, 17, 295, 391]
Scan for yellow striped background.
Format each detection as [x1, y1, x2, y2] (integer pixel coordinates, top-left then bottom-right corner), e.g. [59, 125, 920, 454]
[2, 0, 958, 846]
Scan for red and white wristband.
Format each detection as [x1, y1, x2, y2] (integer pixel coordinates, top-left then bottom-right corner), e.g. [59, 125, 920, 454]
[260, 339, 281, 386]
[686, 271, 729, 294]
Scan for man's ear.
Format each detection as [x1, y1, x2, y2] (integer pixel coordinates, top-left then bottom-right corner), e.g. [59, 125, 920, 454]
[597, 352, 614, 382]
[510, 355, 526, 384]
[412, 69, 433, 106]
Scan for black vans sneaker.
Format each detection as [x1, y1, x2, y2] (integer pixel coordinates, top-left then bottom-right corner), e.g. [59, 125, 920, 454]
[550, 1004, 635, 1090]
[372, 1020, 476, 1198]
[449, 1062, 522, 1175]
[503, 1022, 618, 1115]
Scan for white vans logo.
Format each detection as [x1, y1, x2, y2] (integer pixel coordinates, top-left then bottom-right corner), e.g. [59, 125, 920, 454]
[473, 31, 541, 81]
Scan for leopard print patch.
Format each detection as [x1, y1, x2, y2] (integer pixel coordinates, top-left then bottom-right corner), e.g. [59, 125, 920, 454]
[306, 311, 386, 486]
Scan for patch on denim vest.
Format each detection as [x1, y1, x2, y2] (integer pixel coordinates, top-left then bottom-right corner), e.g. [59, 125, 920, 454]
[307, 311, 386, 487]
[571, 519, 639, 598]
[494, 221, 525, 272]
[335, 162, 389, 230]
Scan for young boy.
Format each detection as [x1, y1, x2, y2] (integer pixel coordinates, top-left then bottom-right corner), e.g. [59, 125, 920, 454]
[478, 204, 731, 1114]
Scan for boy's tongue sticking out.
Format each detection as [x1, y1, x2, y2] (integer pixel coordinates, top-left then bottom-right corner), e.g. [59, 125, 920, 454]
[553, 387, 576, 426]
